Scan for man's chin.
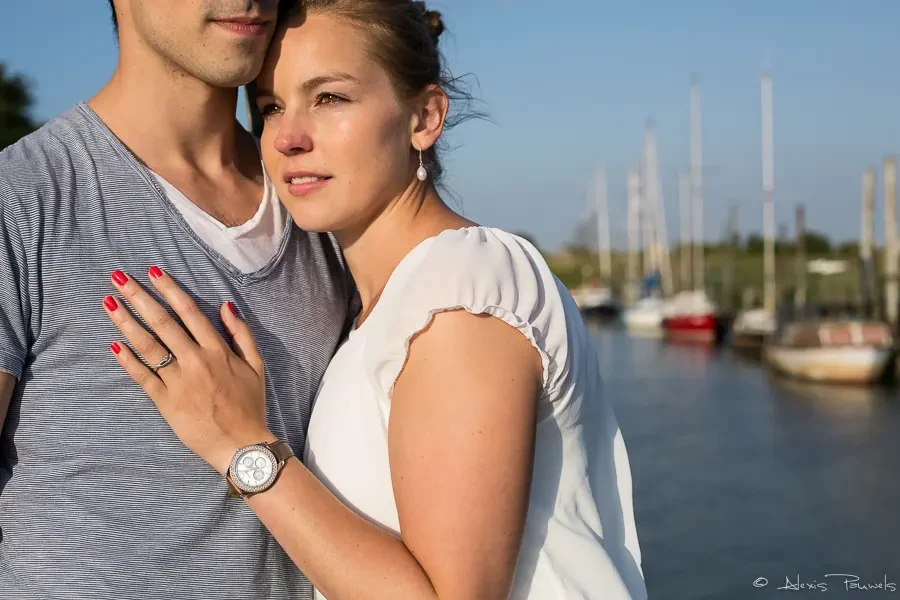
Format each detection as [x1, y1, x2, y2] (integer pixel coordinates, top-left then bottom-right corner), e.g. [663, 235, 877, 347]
[206, 72, 262, 90]
[200, 55, 268, 89]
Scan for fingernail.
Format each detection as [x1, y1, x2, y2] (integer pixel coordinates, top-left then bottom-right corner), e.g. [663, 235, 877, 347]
[112, 270, 128, 285]
[149, 266, 163, 279]
[103, 295, 118, 312]
[226, 301, 236, 315]
[110, 342, 121, 355]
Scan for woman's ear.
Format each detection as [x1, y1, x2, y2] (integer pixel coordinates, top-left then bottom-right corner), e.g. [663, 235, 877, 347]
[410, 84, 449, 152]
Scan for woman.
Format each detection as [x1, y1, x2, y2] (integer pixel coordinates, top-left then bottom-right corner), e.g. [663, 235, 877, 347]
[101, 1, 646, 598]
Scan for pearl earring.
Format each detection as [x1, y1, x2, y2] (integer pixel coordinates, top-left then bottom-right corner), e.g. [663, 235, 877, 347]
[416, 147, 428, 181]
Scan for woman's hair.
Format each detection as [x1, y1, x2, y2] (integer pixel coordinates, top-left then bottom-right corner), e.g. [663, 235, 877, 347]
[107, 0, 118, 34]
[278, 0, 482, 183]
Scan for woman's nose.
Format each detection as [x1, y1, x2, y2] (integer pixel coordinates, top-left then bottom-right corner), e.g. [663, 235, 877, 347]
[273, 117, 313, 156]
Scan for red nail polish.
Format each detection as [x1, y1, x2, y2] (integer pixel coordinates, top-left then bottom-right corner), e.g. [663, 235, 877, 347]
[103, 295, 118, 311]
[149, 266, 163, 279]
[110, 342, 121, 355]
[227, 301, 236, 315]
[112, 270, 128, 285]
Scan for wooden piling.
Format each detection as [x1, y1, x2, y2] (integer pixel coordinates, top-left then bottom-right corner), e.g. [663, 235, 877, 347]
[795, 204, 807, 310]
[861, 168, 877, 317]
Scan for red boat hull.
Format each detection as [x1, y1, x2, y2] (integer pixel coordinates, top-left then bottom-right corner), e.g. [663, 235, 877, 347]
[663, 314, 724, 345]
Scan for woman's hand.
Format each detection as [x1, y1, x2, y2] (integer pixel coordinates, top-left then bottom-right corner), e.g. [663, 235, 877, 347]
[102, 267, 274, 475]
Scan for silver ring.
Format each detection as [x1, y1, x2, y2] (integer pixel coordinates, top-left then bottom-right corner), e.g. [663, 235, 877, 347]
[150, 352, 174, 373]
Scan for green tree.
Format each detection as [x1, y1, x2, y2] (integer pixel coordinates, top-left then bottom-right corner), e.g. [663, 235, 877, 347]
[801, 230, 832, 254]
[745, 233, 764, 254]
[745, 230, 832, 254]
[837, 241, 860, 256]
[0, 63, 39, 151]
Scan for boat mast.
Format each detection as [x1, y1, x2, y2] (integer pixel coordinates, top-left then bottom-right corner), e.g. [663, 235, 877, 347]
[626, 166, 642, 303]
[594, 166, 613, 281]
[640, 142, 656, 279]
[761, 71, 777, 316]
[678, 171, 692, 291]
[642, 121, 674, 296]
[884, 156, 898, 328]
[725, 205, 739, 313]
[690, 78, 705, 292]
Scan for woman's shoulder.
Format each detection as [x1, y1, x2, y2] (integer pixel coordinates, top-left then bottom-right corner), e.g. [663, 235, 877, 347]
[403, 226, 551, 295]
[365, 226, 576, 401]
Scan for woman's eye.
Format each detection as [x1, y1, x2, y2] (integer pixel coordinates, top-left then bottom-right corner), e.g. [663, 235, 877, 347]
[258, 104, 283, 119]
[315, 93, 346, 106]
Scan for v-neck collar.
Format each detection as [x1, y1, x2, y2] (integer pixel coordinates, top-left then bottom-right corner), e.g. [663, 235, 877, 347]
[75, 102, 294, 285]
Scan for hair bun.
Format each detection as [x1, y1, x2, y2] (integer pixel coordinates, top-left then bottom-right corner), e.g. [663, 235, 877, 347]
[413, 2, 444, 44]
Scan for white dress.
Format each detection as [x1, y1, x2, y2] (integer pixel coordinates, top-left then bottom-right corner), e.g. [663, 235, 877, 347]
[304, 227, 646, 599]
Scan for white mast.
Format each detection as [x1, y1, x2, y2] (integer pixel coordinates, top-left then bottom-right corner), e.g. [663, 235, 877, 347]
[885, 157, 898, 327]
[594, 166, 613, 281]
[678, 171, 692, 291]
[640, 165, 656, 278]
[690, 78, 705, 292]
[642, 122, 674, 296]
[626, 167, 642, 304]
[761, 71, 776, 315]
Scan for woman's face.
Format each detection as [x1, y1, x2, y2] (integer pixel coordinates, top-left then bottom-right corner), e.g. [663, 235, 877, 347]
[255, 13, 416, 233]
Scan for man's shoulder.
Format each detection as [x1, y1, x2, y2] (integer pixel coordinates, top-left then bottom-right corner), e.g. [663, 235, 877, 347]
[1, 103, 106, 175]
[0, 104, 109, 207]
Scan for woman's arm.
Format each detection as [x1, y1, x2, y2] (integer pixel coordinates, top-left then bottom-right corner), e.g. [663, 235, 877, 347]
[246, 311, 541, 600]
[389, 310, 542, 598]
[103, 270, 543, 600]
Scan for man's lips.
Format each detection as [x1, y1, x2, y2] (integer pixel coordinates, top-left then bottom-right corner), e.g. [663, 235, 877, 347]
[210, 17, 270, 36]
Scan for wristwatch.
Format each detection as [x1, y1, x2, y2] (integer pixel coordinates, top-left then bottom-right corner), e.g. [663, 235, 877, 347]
[226, 440, 294, 499]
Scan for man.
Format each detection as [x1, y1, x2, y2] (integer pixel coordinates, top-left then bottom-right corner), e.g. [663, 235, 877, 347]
[0, 1, 351, 598]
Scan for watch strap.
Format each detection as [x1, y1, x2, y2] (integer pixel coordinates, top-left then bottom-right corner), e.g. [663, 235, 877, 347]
[268, 439, 295, 464]
[226, 470, 244, 498]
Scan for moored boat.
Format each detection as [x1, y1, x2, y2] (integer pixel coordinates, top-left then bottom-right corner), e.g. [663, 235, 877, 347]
[731, 308, 777, 359]
[571, 282, 620, 320]
[623, 296, 666, 334]
[763, 319, 896, 385]
[662, 290, 724, 345]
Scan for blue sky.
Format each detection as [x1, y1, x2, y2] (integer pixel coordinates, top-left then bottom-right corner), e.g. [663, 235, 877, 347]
[3, 1, 900, 252]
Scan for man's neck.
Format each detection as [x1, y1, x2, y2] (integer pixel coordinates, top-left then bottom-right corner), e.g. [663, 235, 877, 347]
[86, 45, 265, 227]
[87, 50, 242, 171]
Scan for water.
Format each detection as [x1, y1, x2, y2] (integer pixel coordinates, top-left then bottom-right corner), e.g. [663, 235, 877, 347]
[590, 323, 900, 599]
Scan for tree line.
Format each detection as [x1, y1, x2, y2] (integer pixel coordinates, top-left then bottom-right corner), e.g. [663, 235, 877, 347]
[0, 63, 40, 151]
[560, 213, 860, 258]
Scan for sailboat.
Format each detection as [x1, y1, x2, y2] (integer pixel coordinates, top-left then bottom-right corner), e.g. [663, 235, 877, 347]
[764, 319, 896, 384]
[731, 307, 777, 357]
[764, 166, 898, 385]
[662, 79, 726, 344]
[623, 124, 674, 334]
[574, 167, 620, 319]
[732, 71, 778, 356]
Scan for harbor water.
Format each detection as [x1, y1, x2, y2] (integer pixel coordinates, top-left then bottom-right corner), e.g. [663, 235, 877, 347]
[591, 322, 900, 599]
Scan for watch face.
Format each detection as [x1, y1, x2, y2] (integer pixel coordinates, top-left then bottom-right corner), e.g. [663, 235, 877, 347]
[230, 445, 277, 493]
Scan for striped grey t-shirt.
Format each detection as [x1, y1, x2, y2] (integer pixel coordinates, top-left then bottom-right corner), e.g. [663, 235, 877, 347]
[0, 104, 354, 599]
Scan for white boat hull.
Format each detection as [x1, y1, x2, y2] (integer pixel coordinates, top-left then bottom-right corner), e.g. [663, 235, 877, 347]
[623, 308, 664, 331]
[764, 345, 895, 384]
